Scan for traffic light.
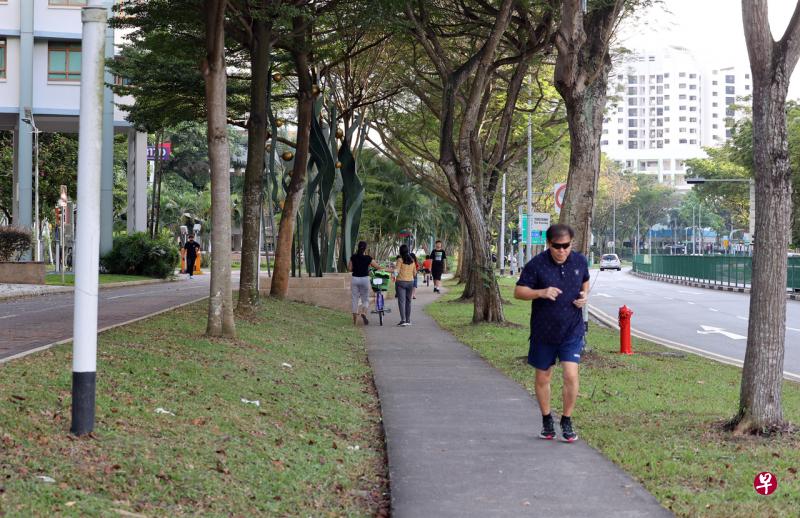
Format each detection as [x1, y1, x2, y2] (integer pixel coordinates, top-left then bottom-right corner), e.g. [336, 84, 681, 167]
[511, 229, 519, 245]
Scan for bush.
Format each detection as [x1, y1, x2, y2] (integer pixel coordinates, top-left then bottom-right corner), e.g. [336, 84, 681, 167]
[0, 226, 32, 262]
[101, 232, 179, 279]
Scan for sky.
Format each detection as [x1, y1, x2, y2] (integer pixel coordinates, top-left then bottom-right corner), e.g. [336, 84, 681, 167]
[617, 0, 800, 99]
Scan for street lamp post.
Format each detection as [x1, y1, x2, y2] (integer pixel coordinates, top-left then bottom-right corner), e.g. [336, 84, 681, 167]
[21, 108, 40, 262]
[686, 176, 755, 249]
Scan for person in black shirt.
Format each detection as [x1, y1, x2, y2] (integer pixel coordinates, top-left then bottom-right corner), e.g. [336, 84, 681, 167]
[430, 240, 447, 293]
[348, 240, 383, 325]
[183, 235, 201, 278]
[514, 224, 589, 443]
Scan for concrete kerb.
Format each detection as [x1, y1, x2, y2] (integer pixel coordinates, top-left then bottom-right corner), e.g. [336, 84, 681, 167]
[631, 271, 800, 301]
[0, 277, 177, 302]
[587, 304, 800, 384]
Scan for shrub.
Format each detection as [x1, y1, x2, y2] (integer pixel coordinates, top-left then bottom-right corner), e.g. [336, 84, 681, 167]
[0, 226, 32, 262]
[101, 232, 179, 279]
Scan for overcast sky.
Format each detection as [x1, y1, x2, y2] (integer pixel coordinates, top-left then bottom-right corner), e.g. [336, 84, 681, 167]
[617, 0, 800, 99]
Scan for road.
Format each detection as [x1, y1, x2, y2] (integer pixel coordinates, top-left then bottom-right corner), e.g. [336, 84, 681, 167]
[0, 275, 213, 362]
[588, 267, 800, 379]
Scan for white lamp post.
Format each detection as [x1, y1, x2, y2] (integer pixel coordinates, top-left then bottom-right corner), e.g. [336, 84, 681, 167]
[21, 108, 40, 262]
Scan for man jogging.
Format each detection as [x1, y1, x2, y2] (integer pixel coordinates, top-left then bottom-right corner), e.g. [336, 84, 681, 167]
[513, 224, 589, 442]
[183, 235, 201, 278]
[430, 240, 447, 293]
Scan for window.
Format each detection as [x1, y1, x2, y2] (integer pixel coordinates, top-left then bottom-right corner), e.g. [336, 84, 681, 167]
[712, 80, 718, 85]
[712, 113, 718, 118]
[726, 129, 733, 139]
[726, 96, 735, 105]
[689, 117, 697, 123]
[628, 130, 637, 138]
[601, 140, 608, 146]
[690, 139, 697, 144]
[679, 105, 686, 111]
[745, 85, 750, 91]
[712, 124, 718, 129]
[48, 42, 81, 81]
[627, 86, 637, 95]
[664, 73, 670, 78]
[679, 116, 686, 121]
[618, 129, 623, 134]
[679, 127, 687, 133]
[689, 128, 697, 134]
[745, 73, 750, 79]
[725, 86, 735, 94]
[689, 106, 697, 112]
[679, 83, 687, 88]
[617, 140, 623, 145]
[689, 73, 697, 79]
[49, 0, 87, 5]
[712, 102, 718, 107]
[689, 84, 697, 90]
[679, 72, 686, 77]
[0, 39, 5, 80]
[726, 108, 735, 117]
[679, 138, 688, 144]
[628, 141, 638, 149]
[665, 139, 670, 144]
[726, 74, 735, 83]
[689, 96, 697, 101]
[628, 119, 638, 127]
[679, 94, 687, 100]
[628, 108, 637, 116]
[628, 75, 637, 84]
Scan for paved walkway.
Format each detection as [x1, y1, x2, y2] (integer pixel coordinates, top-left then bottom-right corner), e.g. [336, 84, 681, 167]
[364, 287, 672, 517]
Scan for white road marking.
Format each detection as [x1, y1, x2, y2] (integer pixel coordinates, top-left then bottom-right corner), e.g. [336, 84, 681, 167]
[679, 290, 704, 295]
[787, 326, 800, 332]
[697, 325, 747, 340]
[709, 308, 719, 312]
[663, 297, 674, 300]
[0, 314, 18, 320]
[688, 301, 696, 305]
[594, 293, 613, 298]
[737, 316, 748, 321]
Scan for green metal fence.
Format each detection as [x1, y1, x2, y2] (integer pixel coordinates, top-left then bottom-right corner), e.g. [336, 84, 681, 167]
[633, 255, 800, 291]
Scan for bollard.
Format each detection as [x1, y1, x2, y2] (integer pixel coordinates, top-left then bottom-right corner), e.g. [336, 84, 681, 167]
[618, 305, 634, 354]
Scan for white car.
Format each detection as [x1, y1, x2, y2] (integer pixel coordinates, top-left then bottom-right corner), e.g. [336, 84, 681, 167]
[600, 253, 621, 271]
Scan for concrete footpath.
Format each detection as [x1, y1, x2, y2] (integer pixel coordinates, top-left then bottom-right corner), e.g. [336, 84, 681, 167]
[363, 288, 672, 518]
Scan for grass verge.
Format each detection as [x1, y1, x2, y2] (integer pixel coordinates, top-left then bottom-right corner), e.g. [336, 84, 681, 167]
[0, 298, 388, 516]
[426, 278, 799, 518]
[44, 274, 162, 286]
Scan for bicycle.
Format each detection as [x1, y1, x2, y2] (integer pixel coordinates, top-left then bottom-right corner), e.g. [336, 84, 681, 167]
[370, 269, 392, 326]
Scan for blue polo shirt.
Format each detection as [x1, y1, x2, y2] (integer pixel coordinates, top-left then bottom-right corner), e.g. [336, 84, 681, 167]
[516, 250, 590, 345]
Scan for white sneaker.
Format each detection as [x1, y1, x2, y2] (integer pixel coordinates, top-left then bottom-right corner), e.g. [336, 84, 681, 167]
[401, 322, 411, 327]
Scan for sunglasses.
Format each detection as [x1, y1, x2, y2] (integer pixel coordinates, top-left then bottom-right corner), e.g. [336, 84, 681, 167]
[550, 242, 572, 250]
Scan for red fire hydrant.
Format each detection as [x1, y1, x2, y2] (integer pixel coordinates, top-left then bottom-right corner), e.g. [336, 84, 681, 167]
[618, 305, 634, 355]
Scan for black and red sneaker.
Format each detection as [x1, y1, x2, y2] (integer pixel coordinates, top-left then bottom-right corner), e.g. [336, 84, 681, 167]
[539, 414, 556, 440]
[560, 416, 578, 442]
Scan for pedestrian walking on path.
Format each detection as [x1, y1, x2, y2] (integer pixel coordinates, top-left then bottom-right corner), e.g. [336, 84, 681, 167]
[362, 287, 671, 517]
[182, 235, 201, 278]
[348, 240, 383, 326]
[514, 223, 589, 442]
[393, 244, 417, 326]
[430, 240, 447, 293]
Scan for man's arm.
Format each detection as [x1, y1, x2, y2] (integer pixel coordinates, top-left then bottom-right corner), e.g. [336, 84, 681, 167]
[514, 285, 562, 301]
[573, 280, 590, 308]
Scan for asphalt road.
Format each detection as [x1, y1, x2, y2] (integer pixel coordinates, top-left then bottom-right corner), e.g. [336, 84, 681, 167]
[588, 267, 800, 379]
[0, 275, 212, 362]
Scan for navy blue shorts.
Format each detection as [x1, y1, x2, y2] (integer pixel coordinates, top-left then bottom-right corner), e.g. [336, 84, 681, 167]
[528, 335, 585, 370]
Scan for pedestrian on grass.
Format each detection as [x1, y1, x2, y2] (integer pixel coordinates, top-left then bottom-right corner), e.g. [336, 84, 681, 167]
[393, 244, 417, 326]
[348, 241, 382, 326]
[513, 224, 589, 442]
[183, 235, 201, 278]
[430, 240, 447, 293]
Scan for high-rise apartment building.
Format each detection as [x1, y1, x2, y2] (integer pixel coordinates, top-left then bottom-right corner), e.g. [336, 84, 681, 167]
[0, 0, 147, 254]
[601, 47, 751, 187]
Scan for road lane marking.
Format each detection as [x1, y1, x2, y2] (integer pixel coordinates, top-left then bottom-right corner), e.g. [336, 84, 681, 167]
[663, 296, 674, 300]
[697, 325, 746, 340]
[709, 308, 719, 312]
[679, 290, 703, 295]
[594, 293, 612, 298]
[737, 316, 748, 321]
[787, 326, 800, 332]
[687, 301, 696, 305]
[0, 314, 18, 320]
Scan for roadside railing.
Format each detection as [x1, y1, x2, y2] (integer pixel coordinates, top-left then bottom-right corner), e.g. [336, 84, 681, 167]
[633, 255, 800, 291]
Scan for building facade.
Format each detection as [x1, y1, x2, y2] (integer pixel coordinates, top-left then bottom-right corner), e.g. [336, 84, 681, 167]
[0, 0, 147, 254]
[601, 47, 751, 187]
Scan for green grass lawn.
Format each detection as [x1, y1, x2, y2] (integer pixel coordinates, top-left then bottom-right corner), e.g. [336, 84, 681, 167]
[45, 274, 163, 286]
[427, 279, 800, 518]
[0, 298, 387, 516]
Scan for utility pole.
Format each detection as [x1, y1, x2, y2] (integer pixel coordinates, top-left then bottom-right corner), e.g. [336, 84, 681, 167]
[71, 1, 107, 436]
[518, 205, 524, 268]
[612, 193, 616, 255]
[636, 207, 640, 256]
[499, 172, 506, 275]
[526, 78, 533, 263]
[21, 109, 40, 261]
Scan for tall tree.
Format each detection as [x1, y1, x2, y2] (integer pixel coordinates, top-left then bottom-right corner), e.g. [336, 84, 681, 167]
[396, 0, 555, 322]
[553, 0, 629, 254]
[733, 0, 800, 434]
[203, 0, 236, 337]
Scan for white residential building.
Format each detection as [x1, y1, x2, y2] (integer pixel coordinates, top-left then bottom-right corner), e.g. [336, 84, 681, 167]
[601, 47, 751, 187]
[0, 0, 147, 254]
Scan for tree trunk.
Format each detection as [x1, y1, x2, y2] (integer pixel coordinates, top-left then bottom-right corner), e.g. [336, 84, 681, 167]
[557, 80, 607, 255]
[271, 28, 313, 298]
[554, 0, 623, 255]
[734, 0, 800, 433]
[203, 0, 235, 337]
[236, 22, 271, 314]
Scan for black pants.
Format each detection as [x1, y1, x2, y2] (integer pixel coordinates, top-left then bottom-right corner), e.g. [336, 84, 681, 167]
[186, 255, 196, 275]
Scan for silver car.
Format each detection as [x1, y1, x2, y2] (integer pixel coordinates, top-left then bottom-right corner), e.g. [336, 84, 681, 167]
[600, 253, 621, 271]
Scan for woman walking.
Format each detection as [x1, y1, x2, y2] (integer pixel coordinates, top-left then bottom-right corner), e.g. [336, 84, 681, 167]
[348, 241, 382, 326]
[393, 244, 417, 326]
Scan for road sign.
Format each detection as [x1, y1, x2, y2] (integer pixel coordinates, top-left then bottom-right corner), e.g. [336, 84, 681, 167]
[554, 183, 566, 214]
[521, 212, 550, 245]
[147, 142, 172, 161]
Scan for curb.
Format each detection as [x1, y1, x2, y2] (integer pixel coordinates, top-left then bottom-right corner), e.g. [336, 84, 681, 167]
[587, 304, 800, 383]
[0, 277, 177, 302]
[630, 271, 800, 301]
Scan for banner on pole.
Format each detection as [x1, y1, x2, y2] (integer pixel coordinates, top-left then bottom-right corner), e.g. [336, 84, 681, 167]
[521, 212, 550, 245]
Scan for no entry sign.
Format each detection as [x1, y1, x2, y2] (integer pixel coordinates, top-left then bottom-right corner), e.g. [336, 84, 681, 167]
[554, 183, 566, 214]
